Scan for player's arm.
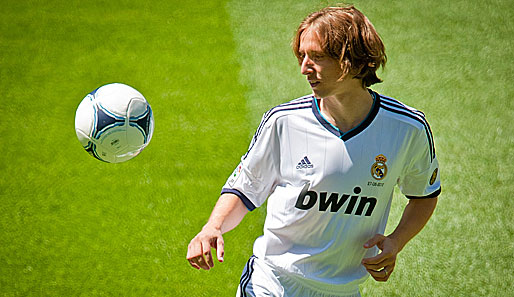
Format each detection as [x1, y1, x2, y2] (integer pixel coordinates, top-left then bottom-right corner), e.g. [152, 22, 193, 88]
[362, 197, 438, 281]
[186, 193, 249, 270]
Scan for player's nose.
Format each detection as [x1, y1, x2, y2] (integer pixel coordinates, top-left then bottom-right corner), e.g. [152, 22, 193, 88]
[300, 56, 314, 75]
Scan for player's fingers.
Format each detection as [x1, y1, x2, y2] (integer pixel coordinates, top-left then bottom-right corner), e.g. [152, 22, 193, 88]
[194, 255, 211, 270]
[385, 264, 394, 278]
[367, 269, 380, 281]
[363, 234, 386, 249]
[368, 264, 394, 282]
[186, 240, 204, 269]
[186, 239, 211, 270]
[362, 253, 384, 265]
[362, 248, 393, 265]
[186, 252, 207, 270]
[216, 236, 225, 262]
[187, 250, 208, 269]
[367, 268, 385, 281]
[202, 240, 214, 269]
[188, 259, 201, 270]
[362, 252, 395, 269]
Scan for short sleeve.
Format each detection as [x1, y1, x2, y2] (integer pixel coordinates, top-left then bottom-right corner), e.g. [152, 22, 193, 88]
[398, 126, 441, 199]
[221, 113, 280, 210]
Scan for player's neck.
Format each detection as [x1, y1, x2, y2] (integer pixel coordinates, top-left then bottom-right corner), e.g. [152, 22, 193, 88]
[319, 85, 373, 133]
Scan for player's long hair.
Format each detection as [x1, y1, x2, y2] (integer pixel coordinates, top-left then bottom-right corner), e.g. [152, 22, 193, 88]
[292, 5, 387, 88]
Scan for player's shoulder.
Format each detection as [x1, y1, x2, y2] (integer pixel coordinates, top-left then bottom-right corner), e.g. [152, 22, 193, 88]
[260, 94, 314, 125]
[376, 92, 431, 131]
[375, 91, 437, 161]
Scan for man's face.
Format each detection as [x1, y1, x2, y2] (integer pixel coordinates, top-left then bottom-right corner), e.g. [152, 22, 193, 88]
[298, 27, 346, 99]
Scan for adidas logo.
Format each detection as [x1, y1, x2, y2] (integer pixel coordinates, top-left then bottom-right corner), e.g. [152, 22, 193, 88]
[296, 156, 314, 169]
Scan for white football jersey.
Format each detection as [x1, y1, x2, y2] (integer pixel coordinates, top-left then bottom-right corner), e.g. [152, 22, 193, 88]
[222, 90, 441, 290]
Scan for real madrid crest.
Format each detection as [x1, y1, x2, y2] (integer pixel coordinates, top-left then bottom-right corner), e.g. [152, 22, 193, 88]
[371, 154, 388, 180]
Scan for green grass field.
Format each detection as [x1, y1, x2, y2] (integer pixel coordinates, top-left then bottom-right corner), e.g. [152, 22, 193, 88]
[1, 0, 512, 296]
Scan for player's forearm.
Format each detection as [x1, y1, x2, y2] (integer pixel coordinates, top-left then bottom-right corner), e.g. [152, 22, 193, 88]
[204, 193, 249, 234]
[388, 197, 438, 252]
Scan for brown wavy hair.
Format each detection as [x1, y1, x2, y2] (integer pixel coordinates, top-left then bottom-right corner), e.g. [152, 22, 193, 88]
[292, 5, 387, 87]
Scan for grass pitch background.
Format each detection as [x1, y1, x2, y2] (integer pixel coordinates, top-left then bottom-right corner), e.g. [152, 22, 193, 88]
[1, 0, 512, 296]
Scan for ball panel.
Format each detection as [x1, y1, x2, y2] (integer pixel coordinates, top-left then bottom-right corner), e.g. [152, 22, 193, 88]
[75, 94, 96, 139]
[113, 151, 141, 163]
[94, 106, 124, 138]
[126, 124, 147, 148]
[75, 129, 92, 147]
[85, 142, 106, 162]
[96, 127, 129, 153]
[129, 106, 153, 144]
[95, 83, 144, 117]
[93, 146, 115, 163]
[127, 97, 150, 119]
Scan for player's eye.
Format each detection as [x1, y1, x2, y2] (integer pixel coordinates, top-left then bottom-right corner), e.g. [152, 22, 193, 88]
[311, 53, 325, 60]
[297, 53, 306, 63]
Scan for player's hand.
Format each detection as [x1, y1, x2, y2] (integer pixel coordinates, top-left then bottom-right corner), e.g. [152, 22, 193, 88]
[361, 234, 399, 282]
[186, 225, 225, 270]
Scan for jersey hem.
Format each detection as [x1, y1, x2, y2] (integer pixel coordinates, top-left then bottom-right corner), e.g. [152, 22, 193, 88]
[272, 264, 363, 295]
[254, 256, 362, 296]
[221, 188, 256, 211]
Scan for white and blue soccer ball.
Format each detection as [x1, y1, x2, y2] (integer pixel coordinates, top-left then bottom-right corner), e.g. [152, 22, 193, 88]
[75, 83, 154, 163]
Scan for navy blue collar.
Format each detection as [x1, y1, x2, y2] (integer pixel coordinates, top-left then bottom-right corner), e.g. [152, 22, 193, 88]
[311, 90, 380, 141]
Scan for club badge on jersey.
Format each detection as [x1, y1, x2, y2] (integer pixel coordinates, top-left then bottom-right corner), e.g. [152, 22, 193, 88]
[371, 154, 388, 180]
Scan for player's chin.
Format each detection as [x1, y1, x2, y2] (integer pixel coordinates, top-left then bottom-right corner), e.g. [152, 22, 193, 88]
[312, 90, 324, 99]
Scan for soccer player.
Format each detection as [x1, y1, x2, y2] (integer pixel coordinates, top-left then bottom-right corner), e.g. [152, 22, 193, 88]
[187, 5, 440, 297]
